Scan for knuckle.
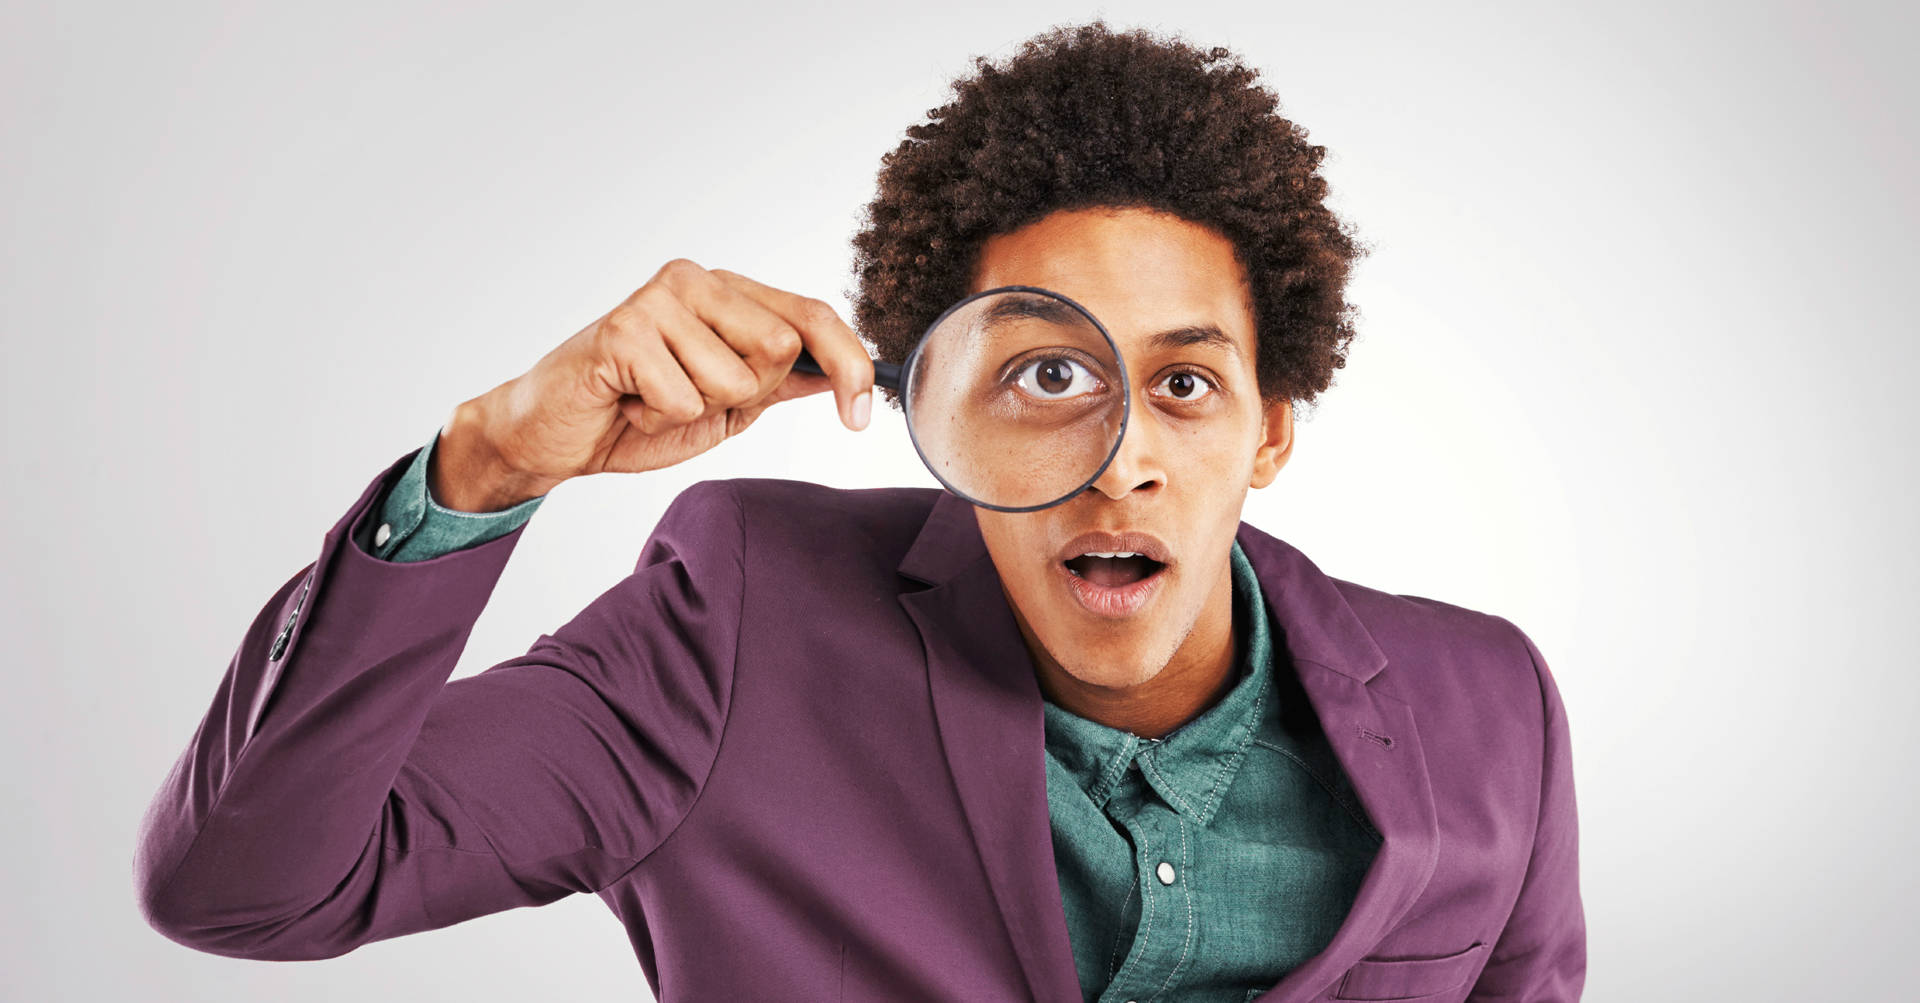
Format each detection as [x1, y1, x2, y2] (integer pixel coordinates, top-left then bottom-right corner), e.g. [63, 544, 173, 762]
[669, 392, 707, 421]
[601, 303, 644, 336]
[798, 297, 841, 331]
[655, 257, 705, 285]
[764, 322, 803, 358]
[628, 284, 674, 318]
[728, 367, 762, 400]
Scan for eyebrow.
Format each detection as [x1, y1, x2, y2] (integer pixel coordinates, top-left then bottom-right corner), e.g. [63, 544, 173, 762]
[1145, 323, 1237, 355]
[982, 295, 1079, 327]
[980, 296, 1242, 357]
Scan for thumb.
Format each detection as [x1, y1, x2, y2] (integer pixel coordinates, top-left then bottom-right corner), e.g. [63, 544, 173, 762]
[768, 369, 833, 405]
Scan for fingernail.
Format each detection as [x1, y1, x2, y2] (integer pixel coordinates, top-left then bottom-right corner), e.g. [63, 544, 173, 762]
[851, 391, 871, 430]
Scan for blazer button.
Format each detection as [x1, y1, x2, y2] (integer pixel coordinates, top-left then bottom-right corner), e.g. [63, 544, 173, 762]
[1156, 861, 1176, 885]
[374, 522, 392, 547]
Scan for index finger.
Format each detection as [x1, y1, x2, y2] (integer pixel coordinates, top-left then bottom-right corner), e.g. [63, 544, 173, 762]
[708, 269, 875, 431]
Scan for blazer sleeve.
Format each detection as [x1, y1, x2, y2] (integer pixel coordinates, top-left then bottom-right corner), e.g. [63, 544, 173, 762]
[133, 446, 743, 961]
[1469, 618, 1587, 1001]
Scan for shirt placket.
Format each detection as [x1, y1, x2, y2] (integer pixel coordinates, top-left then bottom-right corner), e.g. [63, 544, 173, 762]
[1097, 752, 1198, 1003]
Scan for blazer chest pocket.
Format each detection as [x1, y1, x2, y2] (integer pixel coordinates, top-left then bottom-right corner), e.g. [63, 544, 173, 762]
[1330, 941, 1489, 1001]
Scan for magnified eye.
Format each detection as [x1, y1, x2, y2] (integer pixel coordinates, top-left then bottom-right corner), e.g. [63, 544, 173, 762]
[1012, 356, 1103, 401]
[1158, 370, 1216, 402]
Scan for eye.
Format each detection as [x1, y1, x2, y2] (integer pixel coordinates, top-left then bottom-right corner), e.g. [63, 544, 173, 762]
[1156, 369, 1216, 403]
[1011, 356, 1103, 401]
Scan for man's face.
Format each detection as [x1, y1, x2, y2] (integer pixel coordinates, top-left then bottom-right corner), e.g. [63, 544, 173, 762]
[968, 206, 1294, 693]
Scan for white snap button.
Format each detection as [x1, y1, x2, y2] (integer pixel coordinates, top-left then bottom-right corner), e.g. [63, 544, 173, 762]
[1156, 861, 1176, 885]
[374, 522, 392, 547]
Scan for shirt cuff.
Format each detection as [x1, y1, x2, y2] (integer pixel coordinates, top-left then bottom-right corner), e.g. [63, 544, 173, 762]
[364, 427, 546, 563]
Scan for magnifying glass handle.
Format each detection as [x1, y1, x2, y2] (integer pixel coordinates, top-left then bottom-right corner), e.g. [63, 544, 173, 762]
[793, 347, 903, 393]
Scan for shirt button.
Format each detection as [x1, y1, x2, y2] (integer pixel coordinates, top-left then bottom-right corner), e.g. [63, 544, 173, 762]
[1156, 861, 1176, 885]
[374, 523, 392, 547]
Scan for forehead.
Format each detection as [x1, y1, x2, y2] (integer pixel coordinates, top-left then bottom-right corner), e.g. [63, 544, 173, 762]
[968, 206, 1255, 360]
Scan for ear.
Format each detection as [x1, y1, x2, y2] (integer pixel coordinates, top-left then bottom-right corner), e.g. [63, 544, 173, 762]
[1249, 397, 1293, 490]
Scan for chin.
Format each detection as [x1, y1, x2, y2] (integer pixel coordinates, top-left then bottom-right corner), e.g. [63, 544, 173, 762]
[1054, 633, 1169, 690]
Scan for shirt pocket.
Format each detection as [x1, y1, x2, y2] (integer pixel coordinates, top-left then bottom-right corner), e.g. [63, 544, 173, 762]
[1329, 940, 1490, 1001]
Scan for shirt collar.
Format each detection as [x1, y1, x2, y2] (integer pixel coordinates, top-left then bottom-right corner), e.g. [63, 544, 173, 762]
[1041, 537, 1275, 827]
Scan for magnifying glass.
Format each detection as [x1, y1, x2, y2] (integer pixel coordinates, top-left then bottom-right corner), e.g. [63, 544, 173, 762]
[791, 285, 1129, 512]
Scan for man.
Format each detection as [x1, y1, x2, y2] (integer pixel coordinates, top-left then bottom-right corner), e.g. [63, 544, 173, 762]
[135, 19, 1584, 1003]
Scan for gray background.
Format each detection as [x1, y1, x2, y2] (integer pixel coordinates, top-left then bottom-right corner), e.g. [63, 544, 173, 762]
[4, 1, 1914, 999]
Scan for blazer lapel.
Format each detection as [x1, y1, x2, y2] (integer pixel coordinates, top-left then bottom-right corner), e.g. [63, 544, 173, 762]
[898, 490, 1083, 1003]
[1235, 522, 1440, 1003]
[896, 492, 1439, 1003]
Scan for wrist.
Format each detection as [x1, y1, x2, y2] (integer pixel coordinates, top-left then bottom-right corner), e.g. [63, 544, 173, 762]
[431, 396, 561, 513]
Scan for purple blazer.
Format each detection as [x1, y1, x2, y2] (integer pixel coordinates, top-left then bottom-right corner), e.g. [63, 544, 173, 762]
[135, 447, 1585, 1002]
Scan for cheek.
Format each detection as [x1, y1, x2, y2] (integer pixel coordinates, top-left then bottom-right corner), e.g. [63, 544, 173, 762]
[977, 522, 1054, 598]
[1167, 437, 1255, 497]
[1014, 554, 1055, 597]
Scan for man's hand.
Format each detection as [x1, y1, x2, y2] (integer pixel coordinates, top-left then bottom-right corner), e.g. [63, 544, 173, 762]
[430, 259, 876, 512]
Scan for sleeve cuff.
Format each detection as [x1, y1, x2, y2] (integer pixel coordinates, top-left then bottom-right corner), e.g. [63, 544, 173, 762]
[359, 427, 547, 563]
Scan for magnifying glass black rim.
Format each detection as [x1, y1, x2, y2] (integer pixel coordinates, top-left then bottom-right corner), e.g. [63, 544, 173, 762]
[900, 283, 1131, 513]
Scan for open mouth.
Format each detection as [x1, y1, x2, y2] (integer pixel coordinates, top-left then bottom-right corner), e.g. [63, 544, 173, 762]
[1062, 553, 1167, 587]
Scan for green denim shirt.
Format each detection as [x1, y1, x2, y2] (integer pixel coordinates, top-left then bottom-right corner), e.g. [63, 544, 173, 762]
[359, 428, 1380, 1002]
[1043, 537, 1381, 1002]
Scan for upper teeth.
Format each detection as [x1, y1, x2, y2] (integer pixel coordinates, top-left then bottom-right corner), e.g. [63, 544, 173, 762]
[1081, 551, 1142, 559]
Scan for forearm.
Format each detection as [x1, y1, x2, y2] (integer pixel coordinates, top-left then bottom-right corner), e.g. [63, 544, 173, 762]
[134, 448, 531, 957]
[136, 458, 741, 962]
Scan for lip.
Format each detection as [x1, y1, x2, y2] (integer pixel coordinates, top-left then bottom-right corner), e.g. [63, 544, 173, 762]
[1056, 555, 1169, 619]
[1055, 530, 1172, 565]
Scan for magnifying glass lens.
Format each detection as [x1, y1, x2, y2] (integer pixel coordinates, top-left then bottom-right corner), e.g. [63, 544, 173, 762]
[905, 288, 1125, 511]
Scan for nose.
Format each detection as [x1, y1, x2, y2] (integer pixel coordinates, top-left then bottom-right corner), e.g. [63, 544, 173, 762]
[1084, 397, 1165, 500]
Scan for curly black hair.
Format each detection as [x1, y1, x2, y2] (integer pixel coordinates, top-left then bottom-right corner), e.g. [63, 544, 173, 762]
[846, 19, 1367, 414]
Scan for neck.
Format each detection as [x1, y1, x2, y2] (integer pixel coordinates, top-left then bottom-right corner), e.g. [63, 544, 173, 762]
[1017, 557, 1239, 739]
